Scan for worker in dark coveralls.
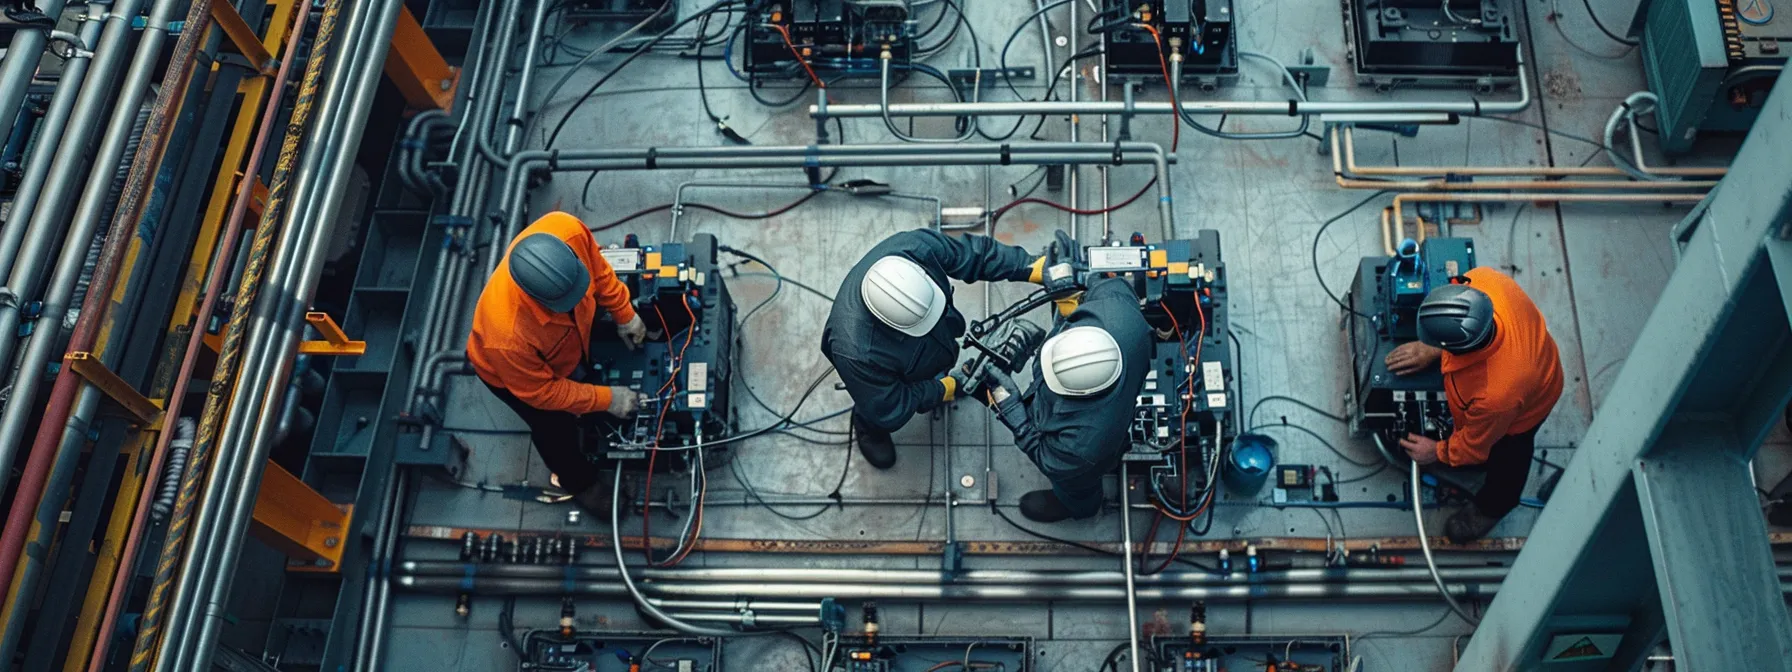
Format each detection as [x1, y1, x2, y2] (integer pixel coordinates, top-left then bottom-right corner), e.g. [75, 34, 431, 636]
[977, 277, 1152, 522]
[821, 229, 1045, 470]
[1384, 267, 1564, 542]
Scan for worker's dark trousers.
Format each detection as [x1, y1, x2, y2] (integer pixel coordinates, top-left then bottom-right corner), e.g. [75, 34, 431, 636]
[484, 382, 614, 495]
[1474, 425, 1539, 517]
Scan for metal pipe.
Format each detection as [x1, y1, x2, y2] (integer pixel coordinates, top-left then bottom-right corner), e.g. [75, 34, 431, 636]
[472, 0, 528, 164]
[1390, 192, 1707, 232]
[1337, 126, 1725, 178]
[395, 575, 1508, 601]
[176, 0, 407, 664]
[608, 469, 775, 637]
[816, 51, 1529, 119]
[1119, 462, 1142, 672]
[0, 0, 182, 610]
[0, 3, 99, 283]
[357, 471, 409, 672]
[1330, 129, 1721, 190]
[665, 612, 823, 625]
[135, 1, 359, 668]
[88, 1, 314, 669]
[0, 0, 71, 147]
[1066, 0, 1079, 241]
[0, 0, 143, 411]
[501, 0, 547, 153]
[398, 562, 1516, 585]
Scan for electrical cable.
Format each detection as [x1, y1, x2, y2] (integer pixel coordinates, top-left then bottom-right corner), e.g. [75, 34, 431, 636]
[1409, 459, 1482, 626]
[1248, 395, 1348, 428]
[542, 0, 742, 150]
[998, 0, 1076, 100]
[1578, 0, 1638, 46]
[1246, 422, 1381, 469]
[592, 190, 827, 232]
[988, 503, 1222, 573]
[1311, 191, 1392, 319]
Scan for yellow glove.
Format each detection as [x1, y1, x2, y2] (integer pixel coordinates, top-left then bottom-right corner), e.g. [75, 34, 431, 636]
[940, 375, 958, 402]
[1028, 256, 1046, 284]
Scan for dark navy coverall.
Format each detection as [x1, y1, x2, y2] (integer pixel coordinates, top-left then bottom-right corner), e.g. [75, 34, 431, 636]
[995, 277, 1152, 517]
[820, 229, 1036, 436]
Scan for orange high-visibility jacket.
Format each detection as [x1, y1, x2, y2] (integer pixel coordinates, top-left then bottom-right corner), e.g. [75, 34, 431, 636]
[1435, 267, 1564, 466]
[467, 212, 636, 415]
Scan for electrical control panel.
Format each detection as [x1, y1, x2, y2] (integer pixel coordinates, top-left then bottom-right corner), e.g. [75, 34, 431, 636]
[1075, 232, 1232, 509]
[1155, 633, 1348, 671]
[590, 234, 737, 452]
[1636, 0, 1788, 152]
[1342, 0, 1521, 89]
[1095, 0, 1238, 87]
[839, 635, 1032, 671]
[523, 632, 721, 672]
[1348, 237, 1476, 446]
[744, 0, 918, 81]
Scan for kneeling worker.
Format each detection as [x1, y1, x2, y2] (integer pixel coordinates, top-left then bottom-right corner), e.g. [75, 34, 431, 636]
[979, 277, 1152, 522]
[821, 229, 1046, 469]
[1384, 267, 1563, 542]
[467, 211, 649, 510]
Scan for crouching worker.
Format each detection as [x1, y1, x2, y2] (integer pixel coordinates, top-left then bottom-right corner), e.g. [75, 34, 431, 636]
[821, 229, 1047, 470]
[977, 277, 1152, 522]
[467, 211, 649, 511]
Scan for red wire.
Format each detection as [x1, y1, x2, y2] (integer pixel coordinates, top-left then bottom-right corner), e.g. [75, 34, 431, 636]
[772, 24, 826, 91]
[1140, 24, 1180, 152]
[651, 294, 704, 567]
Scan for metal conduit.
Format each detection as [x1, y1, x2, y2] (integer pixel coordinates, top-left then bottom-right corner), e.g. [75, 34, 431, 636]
[170, 0, 408, 666]
[0, 0, 184, 611]
[811, 49, 1529, 120]
[127, 1, 352, 669]
[0, 0, 146, 482]
[395, 575, 1507, 602]
[397, 562, 1516, 585]
[0, 0, 71, 145]
[0, 2, 100, 284]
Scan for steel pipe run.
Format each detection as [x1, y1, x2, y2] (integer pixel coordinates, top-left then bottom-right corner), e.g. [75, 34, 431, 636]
[88, 2, 313, 670]
[0, 2, 101, 283]
[394, 575, 1506, 602]
[0, 0, 185, 613]
[0, 0, 145, 482]
[129, 0, 357, 669]
[398, 562, 1516, 586]
[813, 49, 1528, 120]
[1335, 126, 1727, 179]
[0, 0, 70, 145]
[1389, 192, 1709, 231]
[166, 0, 407, 666]
[492, 142, 1176, 274]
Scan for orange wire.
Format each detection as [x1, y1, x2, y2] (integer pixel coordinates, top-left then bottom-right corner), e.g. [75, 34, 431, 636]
[656, 294, 705, 566]
[1160, 307, 1199, 523]
[1140, 24, 1180, 152]
[772, 24, 826, 91]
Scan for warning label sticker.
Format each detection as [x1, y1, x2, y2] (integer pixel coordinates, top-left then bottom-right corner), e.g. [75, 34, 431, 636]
[1541, 634, 1622, 662]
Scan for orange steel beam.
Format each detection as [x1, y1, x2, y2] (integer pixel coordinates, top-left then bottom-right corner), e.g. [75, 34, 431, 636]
[300, 311, 366, 355]
[384, 5, 457, 110]
[251, 461, 353, 571]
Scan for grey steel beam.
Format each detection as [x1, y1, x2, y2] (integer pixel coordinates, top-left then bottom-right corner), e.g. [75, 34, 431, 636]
[1635, 423, 1792, 668]
[1456, 74, 1792, 670]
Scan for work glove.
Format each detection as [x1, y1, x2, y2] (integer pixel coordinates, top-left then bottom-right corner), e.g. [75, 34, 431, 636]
[617, 313, 647, 350]
[980, 364, 1029, 433]
[604, 387, 641, 418]
[993, 320, 1046, 370]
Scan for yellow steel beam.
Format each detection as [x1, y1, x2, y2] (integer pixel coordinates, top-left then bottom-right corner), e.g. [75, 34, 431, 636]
[64, 352, 162, 426]
[61, 0, 299, 667]
[251, 461, 353, 571]
[384, 4, 457, 110]
[210, 0, 275, 74]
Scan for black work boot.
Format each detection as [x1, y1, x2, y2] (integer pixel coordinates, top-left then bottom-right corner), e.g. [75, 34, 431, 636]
[1445, 503, 1502, 543]
[853, 415, 896, 470]
[1019, 489, 1075, 523]
[0, 3, 55, 31]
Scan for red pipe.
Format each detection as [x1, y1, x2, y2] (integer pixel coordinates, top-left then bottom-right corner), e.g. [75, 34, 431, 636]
[80, 2, 313, 668]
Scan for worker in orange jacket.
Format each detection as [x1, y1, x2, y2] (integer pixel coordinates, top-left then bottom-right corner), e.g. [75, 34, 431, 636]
[467, 212, 647, 510]
[1384, 267, 1564, 542]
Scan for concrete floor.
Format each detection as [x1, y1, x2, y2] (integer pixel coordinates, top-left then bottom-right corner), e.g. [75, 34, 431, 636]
[374, 0, 1785, 668]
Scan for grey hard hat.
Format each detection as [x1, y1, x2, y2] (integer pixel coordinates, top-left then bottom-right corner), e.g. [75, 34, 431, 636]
[507, 233, 590, 313]
[1416, 283, 1495, 353]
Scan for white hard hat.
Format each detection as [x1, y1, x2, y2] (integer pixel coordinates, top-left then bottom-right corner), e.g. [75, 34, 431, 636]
[861, 256, 946, 337]
[1039, 326, 1123, 397]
